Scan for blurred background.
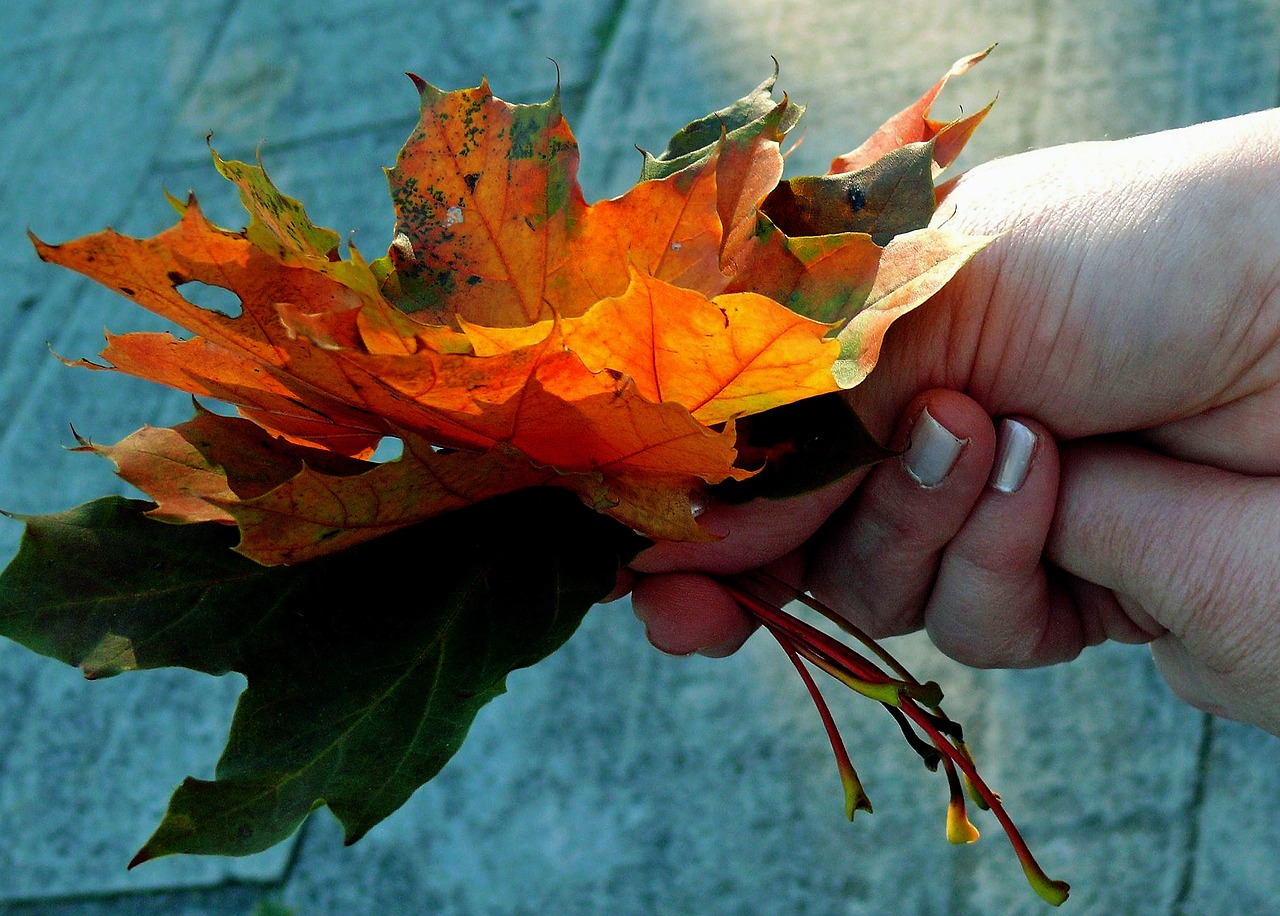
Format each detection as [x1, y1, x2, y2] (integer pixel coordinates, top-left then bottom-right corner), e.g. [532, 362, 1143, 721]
[2, 1, 1279, 913]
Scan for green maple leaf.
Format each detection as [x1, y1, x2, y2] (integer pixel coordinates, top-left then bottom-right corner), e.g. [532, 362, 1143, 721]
[640, 66, 805, 181]
[761, 140, 939, 245]
[0, 489, 646, 861]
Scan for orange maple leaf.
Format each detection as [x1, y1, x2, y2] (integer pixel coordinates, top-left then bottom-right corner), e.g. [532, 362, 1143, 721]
[377, 79, 739, 323]
[36, 60, 992, 564]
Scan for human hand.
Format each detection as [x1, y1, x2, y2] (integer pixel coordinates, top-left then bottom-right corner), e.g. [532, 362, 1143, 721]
[631, 108, 1280, 731]
[1046, 438, 1280, 734]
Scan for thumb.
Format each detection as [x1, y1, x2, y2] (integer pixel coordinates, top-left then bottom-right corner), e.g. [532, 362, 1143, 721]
[1047, 441, 1280, 732]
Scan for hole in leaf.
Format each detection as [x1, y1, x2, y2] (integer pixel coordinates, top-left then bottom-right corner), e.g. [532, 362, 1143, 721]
[370, 437, 404, 462]
[176, 281, 242, 318]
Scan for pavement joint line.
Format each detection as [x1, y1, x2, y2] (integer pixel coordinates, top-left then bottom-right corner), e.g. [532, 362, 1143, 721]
[152, 74, 597, 171]
[0, 0, 247, 474]
[566, 0, 633, 114]
[1170, 711, 1215, 910]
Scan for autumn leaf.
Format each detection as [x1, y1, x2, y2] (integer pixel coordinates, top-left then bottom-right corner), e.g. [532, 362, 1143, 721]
[211, 150, 342, 261]
[553, 150, 725, 302]
[77, 406, 563, 562]
[762, 140, 938, 244]
[833, 228, 992, 388]
[374, 79, 586, 325]
[220, 437, 556, 564]
[4, 54, 1077, 903]
[35, 204, 750, 546]
[0, 491, 646, 860]
[756, 47, 993, 245]
[31, 201, 398, 458]
[828, 46, 996, 175]
[375, 79, 750, 325]
[639, 64, 804, 181]
[74, 404, 372, 525]
[464, 267, 840, 426]
[0, 52, 1054, 890]
[33, 58, 994, 558]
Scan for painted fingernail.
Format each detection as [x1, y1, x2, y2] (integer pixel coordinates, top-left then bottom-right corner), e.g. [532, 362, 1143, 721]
[989, 418, 1036, 494]
[903, 407, 967, 487]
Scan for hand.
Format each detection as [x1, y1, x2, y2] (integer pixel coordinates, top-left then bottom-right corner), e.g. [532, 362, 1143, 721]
[1048, 438, 1280, 733]
[631, 109, 1280, 731]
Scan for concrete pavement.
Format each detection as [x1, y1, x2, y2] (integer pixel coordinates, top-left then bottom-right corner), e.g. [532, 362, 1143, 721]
[2, 1, 1279, 913]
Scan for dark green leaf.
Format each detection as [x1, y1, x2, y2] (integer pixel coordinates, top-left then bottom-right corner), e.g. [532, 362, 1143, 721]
[640, 68, 804, 181]
[762, 141, 937, 245]
[0, 490, 647, 862]
[709, 394, 894, 504]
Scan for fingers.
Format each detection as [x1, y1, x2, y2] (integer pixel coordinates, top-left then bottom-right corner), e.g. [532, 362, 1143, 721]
[630, 573, 756, 658]
[632, 392, 1280, 740]
[627, 449, 867, 659]
[918, 415, 1079, 667]
[1048, 441, 1280, 732]
[635, 388, 1062, 664]
[630, 471, 864, 575]
[809, 395, 1097, 670]
[631, 550, 807, 657]
[806, 390, 1000, 637]
[627, 419, 870, 659]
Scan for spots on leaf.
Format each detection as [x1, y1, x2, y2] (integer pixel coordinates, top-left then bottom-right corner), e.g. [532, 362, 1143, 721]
[848, 184, 867, 213]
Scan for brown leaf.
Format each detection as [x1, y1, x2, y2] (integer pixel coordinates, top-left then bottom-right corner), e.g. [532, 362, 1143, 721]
[763, 141, 938, 243]
[224, 435, 557, 564]
[79, 407, 371, 525]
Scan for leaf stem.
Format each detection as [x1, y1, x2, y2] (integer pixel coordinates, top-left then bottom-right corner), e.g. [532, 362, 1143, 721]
[720, 575, 1069, 907]
[721, 580, 912, 700]
[744, 570, 944, 705]
[767, 624, 872, 819]
[896, 696, 1069, 906]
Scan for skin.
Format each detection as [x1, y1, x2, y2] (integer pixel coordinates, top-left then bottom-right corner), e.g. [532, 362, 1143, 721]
[629, 108, 1280, 735]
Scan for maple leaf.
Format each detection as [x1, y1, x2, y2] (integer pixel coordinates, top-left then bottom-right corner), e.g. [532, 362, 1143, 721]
[2, 57, 1077, 905]
[35, 64, 990, 563]
[33, 193, 761, 550]
[0, 491, 646, 860]
[828, 46, 996, 176]
[32, 81, 849, 557]
[374, 79, 735, 323]
[639, 64, 805, 181]
[463, 267, 841, 426]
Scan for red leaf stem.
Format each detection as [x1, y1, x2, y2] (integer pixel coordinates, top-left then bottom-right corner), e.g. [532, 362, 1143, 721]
[767, 624, 872, 819]
[743, 570, 943, 704]
[720, 580, 935, 704]
[720, 575, 1070, 907]
[894, 697, 1069, 905]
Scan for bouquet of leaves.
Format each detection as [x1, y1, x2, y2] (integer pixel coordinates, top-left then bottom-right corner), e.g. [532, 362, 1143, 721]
[0, 49, 1069, 905]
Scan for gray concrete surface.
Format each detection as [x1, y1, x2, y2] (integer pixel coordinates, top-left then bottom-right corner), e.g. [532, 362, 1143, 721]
[1, 1, 1279, 913]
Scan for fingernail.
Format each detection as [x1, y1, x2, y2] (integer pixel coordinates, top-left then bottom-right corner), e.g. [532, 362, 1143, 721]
[989, 418, 1036, 494]
[903, 407, 967, 487]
